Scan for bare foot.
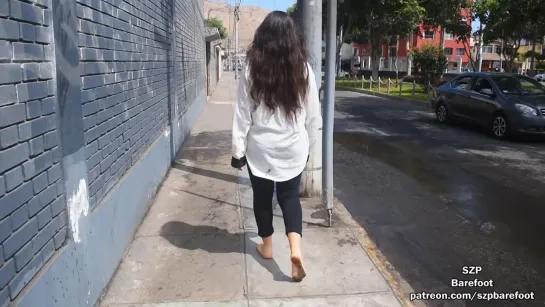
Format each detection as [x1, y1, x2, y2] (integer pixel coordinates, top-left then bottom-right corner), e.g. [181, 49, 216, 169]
[291, 254, 306, 282]
[256, 243, 273, 259]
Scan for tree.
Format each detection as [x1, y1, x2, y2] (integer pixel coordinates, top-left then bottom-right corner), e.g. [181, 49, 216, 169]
[412, 43, 447, 89]
[421, 0, 469, 48]
[479, 0, 542, 72]
[524, 50, 545, 71]
[286, 3, 297, 16]
[524, 0, 545, 75]
[449, 0, 494, 72]
[206, 17, 228, 40]
[340, 0, 425, 78]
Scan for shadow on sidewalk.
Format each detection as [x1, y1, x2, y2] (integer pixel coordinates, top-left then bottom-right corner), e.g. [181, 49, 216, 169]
[172, 161, 239, 184]
[160, 221, 293, 283]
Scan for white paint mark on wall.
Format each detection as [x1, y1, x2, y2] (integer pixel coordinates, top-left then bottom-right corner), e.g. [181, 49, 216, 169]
[68, 179, 89, 244]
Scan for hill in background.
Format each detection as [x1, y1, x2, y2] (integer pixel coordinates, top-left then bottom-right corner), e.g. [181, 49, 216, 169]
[204, 0, 272, 52]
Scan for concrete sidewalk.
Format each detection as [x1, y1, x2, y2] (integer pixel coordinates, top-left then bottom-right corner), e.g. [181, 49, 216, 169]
[99, 72, 403, 307]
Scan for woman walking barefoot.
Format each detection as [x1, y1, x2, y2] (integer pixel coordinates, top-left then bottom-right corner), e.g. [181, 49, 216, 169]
[231, 11, 322, 282]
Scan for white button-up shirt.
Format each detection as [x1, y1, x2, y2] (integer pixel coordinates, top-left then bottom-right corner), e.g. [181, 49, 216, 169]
[232, 63, 322, 182]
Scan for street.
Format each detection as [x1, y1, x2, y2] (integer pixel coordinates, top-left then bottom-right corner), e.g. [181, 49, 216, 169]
[332, 90, 545, 306]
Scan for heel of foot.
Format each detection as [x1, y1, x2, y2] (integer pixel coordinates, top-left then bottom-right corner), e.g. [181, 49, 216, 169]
[256, 244, 273, 259]
[291, 256, 306, 282]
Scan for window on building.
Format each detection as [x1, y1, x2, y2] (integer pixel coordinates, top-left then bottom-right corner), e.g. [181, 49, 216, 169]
[456, 48, 465, 56]
[353, 47, 359, 56]
[482, 45, 493, 53]
[444, 47, 453, 55]
[495, 45, 502, 54]
[444, 32, 454, 40]
[424, 31, 435, 39]
[389, 46, 397, 57]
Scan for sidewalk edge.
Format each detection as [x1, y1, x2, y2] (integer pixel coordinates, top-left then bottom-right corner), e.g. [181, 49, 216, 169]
[342, 206, 415, 307]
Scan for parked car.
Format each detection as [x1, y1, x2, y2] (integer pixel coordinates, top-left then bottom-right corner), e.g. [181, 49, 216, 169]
[430, 72, 545, 139]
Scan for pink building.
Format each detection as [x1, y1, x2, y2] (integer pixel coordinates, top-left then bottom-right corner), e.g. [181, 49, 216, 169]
[351, 8, 472, 72]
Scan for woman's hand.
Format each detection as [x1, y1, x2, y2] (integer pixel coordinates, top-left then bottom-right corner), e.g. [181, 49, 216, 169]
[231, 156, 247, 170]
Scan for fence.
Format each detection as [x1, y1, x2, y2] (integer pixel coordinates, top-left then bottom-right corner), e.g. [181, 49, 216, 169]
[0, 0, 207, 306]
[336, 75, 437, 102]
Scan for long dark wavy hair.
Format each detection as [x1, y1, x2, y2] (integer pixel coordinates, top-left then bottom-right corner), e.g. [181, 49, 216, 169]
[246, 11, 309, 122]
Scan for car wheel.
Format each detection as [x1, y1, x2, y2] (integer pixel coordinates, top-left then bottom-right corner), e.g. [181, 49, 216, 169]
[436, 102, 449, 123]
[491, 114, 510, 139]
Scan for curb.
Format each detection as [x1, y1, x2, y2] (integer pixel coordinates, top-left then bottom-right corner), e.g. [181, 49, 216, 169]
[336, 85, 431, 110]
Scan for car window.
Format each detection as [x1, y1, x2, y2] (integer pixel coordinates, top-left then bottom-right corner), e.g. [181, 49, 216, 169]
[492, 75, 545, 95]
[520, 79, 543, 93]
[451, 76, 472, 91]
[471, 77, 493, 94]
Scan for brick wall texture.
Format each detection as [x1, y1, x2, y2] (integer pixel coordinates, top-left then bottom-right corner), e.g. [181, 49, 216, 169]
[174, 0, 205, 117]
[0, 0, 206, 305]
[0, 0, 68, 305]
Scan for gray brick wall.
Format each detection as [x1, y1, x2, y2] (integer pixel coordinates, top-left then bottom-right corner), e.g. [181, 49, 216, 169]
[174, 0, 206, 116]
[0, 1, 68, 305]
[77, 0, 174, 208]
[1, 0, 207, 305]
[78, 0, 205, 209]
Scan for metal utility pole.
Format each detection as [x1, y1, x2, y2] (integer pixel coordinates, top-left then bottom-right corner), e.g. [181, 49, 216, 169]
[227, 5, 232, 72]
[297, 0, 323, 198]
[477, 23, 483, 72]
[530, 29, 537, 76]
[499, 33, 504, 72]
[441, 27, 447, 73]
[227, 37, 231, 71]
[234, 1, 240, 79]
[323, 0, 337, 226]
[407, 32, 413, 75]
[337, 26, 343, 76]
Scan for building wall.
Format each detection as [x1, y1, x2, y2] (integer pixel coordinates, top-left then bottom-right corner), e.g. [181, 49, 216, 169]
[0, 0, 207, 306]
[413, 27, 471, 65]
[351, 8, 472, 71]
[207, 40, 221, 96]
[320, 41, 355, 61]
[518, 44, 544, 72]
[0, 1, 68, 305]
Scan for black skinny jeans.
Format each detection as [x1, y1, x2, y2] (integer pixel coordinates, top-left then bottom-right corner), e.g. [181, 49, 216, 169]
[248, 167, 303, 238]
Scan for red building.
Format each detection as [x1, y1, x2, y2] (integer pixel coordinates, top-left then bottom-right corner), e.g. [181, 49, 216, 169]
[352, 9, 472, 73]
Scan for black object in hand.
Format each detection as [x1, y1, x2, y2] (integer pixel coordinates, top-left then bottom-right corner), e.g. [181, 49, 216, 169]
[231, 156, 247, 169]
